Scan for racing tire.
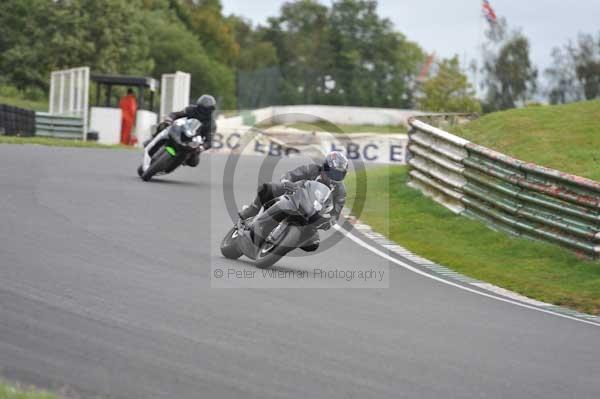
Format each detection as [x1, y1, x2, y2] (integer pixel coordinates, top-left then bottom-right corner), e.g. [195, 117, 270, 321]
[255, 241, 287, 269]
[141, 148, 172, 182]
[220, 227, 243, 259]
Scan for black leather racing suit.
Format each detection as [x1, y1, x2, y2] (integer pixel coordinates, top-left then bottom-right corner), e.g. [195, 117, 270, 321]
[240, 163, 346, 252]
[145, 105, 216, 168]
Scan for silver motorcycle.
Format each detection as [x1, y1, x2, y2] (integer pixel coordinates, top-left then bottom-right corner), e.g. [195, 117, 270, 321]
[220, 180, 334, 268]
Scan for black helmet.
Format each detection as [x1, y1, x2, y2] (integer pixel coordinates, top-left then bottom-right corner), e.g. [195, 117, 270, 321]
[196, 94, 216, 111]
[323, 151, 348, 182]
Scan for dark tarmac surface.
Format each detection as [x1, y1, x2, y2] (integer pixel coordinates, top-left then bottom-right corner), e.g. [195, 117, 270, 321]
[1, 145, 599, 398]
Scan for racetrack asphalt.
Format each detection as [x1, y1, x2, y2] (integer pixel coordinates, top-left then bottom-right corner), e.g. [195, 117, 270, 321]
[1, 144, 599, 399]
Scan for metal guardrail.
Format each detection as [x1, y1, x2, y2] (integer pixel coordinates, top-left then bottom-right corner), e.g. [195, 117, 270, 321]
[35, 112, 84, 139]
[407, 118, 600, 258]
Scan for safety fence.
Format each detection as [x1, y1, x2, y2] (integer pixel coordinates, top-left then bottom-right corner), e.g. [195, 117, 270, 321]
[0, 104, 36, 136]
[407, 118, 600, 258]
[35, 112, 84, 139]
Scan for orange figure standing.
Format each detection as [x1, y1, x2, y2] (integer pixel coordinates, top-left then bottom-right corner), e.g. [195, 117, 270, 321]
[119, 88, 137, 145]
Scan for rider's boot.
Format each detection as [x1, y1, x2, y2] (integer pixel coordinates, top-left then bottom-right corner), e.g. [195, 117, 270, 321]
[300, 232, 320, 252]
[184, 150, 200, 167]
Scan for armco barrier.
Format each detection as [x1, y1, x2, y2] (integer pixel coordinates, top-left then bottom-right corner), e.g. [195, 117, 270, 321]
[35, 112, 84, 139]
[407, 118, 600, 258]
[0, 104, 36, 136]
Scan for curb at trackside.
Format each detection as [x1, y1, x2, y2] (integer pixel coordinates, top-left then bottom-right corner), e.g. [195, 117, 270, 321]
[335, 216, 600, 328]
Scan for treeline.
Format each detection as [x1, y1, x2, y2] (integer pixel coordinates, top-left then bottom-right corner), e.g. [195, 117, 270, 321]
[0, 0, 598, 112]
[478, 17, 600, 112]
[0, 0, 426, 110]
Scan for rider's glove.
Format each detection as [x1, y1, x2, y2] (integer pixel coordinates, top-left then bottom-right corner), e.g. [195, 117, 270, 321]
[282, 180, 299, 193]
[156, 120, 171, 133]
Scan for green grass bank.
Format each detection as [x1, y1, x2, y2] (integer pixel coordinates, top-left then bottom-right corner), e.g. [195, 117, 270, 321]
[346, 101, 600, 314]
[451, 100, 600, 180]
[346, 166, 600, 315]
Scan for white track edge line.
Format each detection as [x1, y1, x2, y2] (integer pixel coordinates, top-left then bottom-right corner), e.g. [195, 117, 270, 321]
[334, 224, 600, 328]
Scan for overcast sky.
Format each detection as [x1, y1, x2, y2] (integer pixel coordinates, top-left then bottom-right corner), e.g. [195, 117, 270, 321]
[221, 0, 600, 88]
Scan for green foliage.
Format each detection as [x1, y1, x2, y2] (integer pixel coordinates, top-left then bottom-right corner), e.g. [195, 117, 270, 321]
[0, 381, 57, 399]
[180, 0, 240, 66]
[547, 33, 600, 104]
[228, 16, 279, 71]
[345, 166, 600, 315]
[479, 19, 537, 111]
[483, 34, 537, 111]
[418, 56, 481, 113]
[328, 0, 425, 108]
[255, 0, 425, 108]
[0, 89, 48, 111]
[0, 0, 433, 110]
[0, 0, 154, 91]
[146, 11, 236, 108]
[451, 99, 600, 181]
[264, 0, 333, 104]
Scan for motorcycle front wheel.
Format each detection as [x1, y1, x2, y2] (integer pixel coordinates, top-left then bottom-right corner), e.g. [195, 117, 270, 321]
[220, 227, 243, 259]
[141, 148, 173, 181]
[255, 240, 286, 269]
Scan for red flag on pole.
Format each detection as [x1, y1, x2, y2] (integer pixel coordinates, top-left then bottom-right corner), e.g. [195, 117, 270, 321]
[482, 0, 497, 25]
[417, 53, 435, 83]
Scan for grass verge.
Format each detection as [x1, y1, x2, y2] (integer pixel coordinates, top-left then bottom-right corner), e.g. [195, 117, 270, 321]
[0, 382, 57, 399]
[0, 95, 48, 112]
[0, 135, 130, 149]
[450, 100, 600, 180]
[346, 166, 600, 315]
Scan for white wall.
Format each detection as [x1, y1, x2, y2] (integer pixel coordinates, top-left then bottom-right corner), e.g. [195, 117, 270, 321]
[134, 110, 158, 147]
[89, 107, 121, 145]
[248, 105, 425, 127]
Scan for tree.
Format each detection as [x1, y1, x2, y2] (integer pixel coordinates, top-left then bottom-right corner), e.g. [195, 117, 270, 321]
[0, 0, 154, 91]
[264, 0, 333, 104]
[545, 33, 600, 104]
[227, 16, 278, 71]
[481, 27, 537, 111]
[418, 56, 481, 113]
[571, 34, 600, 100]
[545, 46, 582, 104]
[328, 0, 424, 108]
[0, 0, 62, 90]
[146, 11, 236, 108]
[178, 0, 240, 67]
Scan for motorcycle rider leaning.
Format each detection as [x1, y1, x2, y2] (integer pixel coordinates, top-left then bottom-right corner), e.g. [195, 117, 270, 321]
[143, 94, 217, 170]
[238, 151, 349, 252]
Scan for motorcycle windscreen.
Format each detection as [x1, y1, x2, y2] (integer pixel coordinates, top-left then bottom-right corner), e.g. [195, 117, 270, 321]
[297, 181, 332, 218]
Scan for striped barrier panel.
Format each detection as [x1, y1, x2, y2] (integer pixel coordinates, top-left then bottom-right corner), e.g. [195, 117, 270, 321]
[407, 118, 600, 258]
[35, 112, 84, 139]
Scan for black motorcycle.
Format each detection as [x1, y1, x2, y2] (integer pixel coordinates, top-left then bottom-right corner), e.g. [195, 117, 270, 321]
[220, 180, 334, 268]
[137, 118, 204, 181]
